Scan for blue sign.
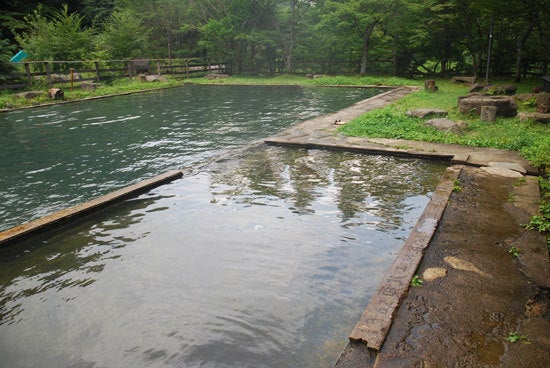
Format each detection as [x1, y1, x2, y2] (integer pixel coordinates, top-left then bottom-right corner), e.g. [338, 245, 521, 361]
[10, 50, 29, 62]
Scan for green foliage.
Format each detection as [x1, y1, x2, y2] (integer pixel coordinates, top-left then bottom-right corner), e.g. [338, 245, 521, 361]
[339, 80, 550, 168]
[506, 331, 530, 344]
[15, 4, 94, 66]
[410, 275, 423, 287]
[452, 179, 462, 192]
[508, 246, 522, 257]
[95, 9, 149, 60]
[525, 178, 550, 233]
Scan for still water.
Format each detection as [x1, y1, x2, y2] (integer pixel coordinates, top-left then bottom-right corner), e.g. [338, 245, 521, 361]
[0, 146, 446, 368]
[0, 85, 384, 231]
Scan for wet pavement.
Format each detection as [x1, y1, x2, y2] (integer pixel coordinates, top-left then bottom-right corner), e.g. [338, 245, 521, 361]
[264, 87, 549, 367]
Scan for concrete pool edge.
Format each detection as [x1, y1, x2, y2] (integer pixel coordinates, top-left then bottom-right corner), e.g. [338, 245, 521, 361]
[347, 165, 461, 349]
[0, 170, 183, 246]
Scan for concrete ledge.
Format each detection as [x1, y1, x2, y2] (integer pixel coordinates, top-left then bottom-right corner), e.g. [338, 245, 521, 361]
[347, 165, 462, 350]
[0, 170, 183, 246]
[266, 138, 455, 163]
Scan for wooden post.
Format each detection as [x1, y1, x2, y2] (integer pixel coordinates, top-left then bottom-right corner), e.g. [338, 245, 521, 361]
[186, 59, 189, 79]
[156, 60, 161, 76]
[94, 61, 101, 82]
[70, 68, 74, 92]
[424, 80, 439, 92]
[128, 61, 133, 78]
[24, 63, 32, 87]
[45, 62, 52, 87]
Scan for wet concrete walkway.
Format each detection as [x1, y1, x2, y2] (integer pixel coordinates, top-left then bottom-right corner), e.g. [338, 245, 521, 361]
[264, 87, 549, 367]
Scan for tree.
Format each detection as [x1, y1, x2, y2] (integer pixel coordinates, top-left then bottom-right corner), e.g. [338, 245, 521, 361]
[15, 4, 95, 65]
[320, 0, 387, 75]
[274, 0, 313, 72]
[96, 9, 149, 59]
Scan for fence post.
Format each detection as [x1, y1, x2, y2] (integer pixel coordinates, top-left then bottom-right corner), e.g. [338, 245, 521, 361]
[156, 60, 161, 76]
[186, 59, 189, 79]
[94, 61, 100, 82]
[24, 63, 32, 87]
[45, 62, 52, 87]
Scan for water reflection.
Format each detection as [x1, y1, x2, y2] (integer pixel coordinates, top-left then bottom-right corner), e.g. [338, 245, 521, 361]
[0, 146, 445, 368]
[0, 85, 384, 231]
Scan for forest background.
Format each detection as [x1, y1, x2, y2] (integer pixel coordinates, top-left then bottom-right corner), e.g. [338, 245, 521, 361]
[1, 0, 548, 79]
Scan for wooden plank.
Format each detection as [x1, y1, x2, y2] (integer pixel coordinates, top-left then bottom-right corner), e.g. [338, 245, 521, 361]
[0, 170, 183, 246]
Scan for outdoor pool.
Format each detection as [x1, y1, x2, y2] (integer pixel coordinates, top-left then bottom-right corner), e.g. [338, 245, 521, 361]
[0, 145, 446, 367]
[0, 85, 385, 231]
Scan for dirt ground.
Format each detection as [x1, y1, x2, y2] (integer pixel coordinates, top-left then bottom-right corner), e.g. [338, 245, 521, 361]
[336, 166, 549, 368]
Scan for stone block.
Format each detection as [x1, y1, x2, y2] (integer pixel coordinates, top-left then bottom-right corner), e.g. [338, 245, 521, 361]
[458, 95, 517, 117]
[480, 105, 497, 122]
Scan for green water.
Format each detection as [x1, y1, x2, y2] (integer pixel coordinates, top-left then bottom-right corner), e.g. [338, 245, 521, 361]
[0, 85, 384, 231]
[0, 146, 446, 368]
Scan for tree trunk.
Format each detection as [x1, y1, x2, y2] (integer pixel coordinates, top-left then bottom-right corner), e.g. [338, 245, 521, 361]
[360, 22, 377, 76]
[514, 25, 534, 82]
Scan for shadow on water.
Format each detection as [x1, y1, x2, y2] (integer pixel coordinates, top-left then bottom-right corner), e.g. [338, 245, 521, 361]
[0, 145, 446, 368]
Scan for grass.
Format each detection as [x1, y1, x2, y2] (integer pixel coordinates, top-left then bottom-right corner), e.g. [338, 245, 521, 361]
[189, 73, 420, 86]
[338, 79, 550, 167]
[0, 77, 182, 110]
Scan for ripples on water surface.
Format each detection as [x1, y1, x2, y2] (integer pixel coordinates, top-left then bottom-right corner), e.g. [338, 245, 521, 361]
[0, 85, 384, 230]
[0, 146, 446, 368]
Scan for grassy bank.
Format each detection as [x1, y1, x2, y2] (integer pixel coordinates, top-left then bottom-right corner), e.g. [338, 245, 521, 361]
[338, 79, 549, 168]
[0, 77, 183, 110]
[0, 74, 417, 111]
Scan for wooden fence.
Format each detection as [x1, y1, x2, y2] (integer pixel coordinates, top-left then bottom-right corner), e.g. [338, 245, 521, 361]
[0, 58, 229, 90]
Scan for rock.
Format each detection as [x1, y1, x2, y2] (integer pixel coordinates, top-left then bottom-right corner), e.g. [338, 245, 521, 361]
[14, 90, 45, 99]
[536, 92, 550, 113]
[423, 267, 447, 281]
[480, 105, 497, 122]
[457, 95, 517, 117]
[518, 112, 550, 123]
[145, 74, 167, 83]
[469, 83, 487, 93]
[80, 82, 101, 92]
[483, 84, 517, 96]
[49, 73, 81, 83]
[451, 76, 477, 84]
[487, 162, 527, 174]
[305, 74, 314, 79]
[128, 59, 149, 75]
[312, 74, 324, 79]
[425, 118, 466, 134]
[48, 88, 64, 100]
[204, 73, 229, 80]
[406, 108, 448, 119]
[136, 74, 147, 82]
[515, 93, 536, 102]
[424, 80, 439, 92]
[443, 256, 491, 277]
[481, 166, 524, 178]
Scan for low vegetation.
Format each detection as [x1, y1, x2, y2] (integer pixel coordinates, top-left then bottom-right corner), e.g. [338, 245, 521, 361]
[338, 79, 550, 168]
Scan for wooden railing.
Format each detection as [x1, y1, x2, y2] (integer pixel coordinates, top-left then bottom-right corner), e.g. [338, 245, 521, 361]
[0, 58, 229, 90]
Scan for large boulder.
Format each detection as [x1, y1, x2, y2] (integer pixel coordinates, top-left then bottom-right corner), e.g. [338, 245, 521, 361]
[145, 75, 168, 82]
[518, 112, 550, 123]
[80, 82, 101, 92]
[483, 84, 517, 96]
[452, 76, 477, 84]
[14, 90, 45, 99]
[457, 95, 517, 117]
[536, 92, 550, 113]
